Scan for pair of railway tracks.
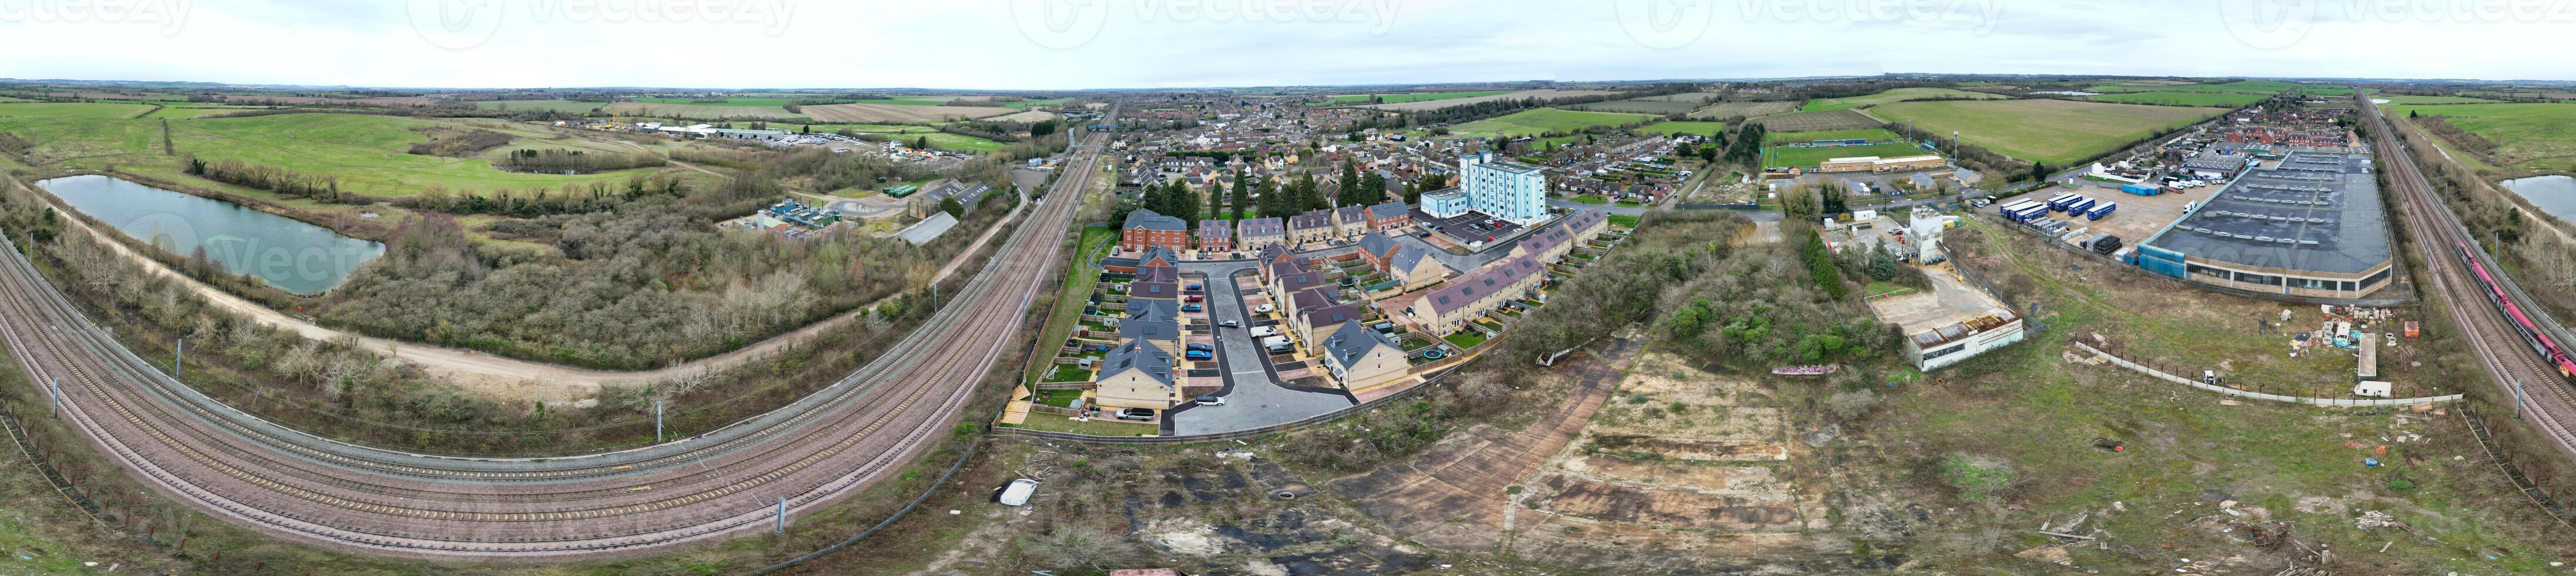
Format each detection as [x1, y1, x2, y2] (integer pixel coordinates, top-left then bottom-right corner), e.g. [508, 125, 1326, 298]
[0, 109, 1115, 559]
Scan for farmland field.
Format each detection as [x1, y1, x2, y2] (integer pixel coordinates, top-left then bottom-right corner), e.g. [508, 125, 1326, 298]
[2374, 95, 2505, 105]
[1447, 108, 1655, 139]
[1560, 99, 1704, 114]
[2084, 91, 2267, 107]
[2467, 90, 2576, 100]
[1745, 108, 1882, 132]
[474, 100, 611, 113]
[2086, 81, 2348, 96]
[0, 102, 158, 119]
[1356, 89, 1618, 112]
[1765, 128, 1903, 144]
[1688, 101, 1800, 119]
[0, 110, 673, 197]
[1325, 89, 1518, 105]
[1633, 120, 1727, 137]
[799, 102, 1018, 123]
[1630, 92, 1722, 102]
[605, 102, 804, 119]
[1871, 99, 2227, 166]
[629, 96, 797, 106]
[1765, 142, 1936, 169]
[2382, 101, 2576, 173]
[1800, 87, 2005, 112]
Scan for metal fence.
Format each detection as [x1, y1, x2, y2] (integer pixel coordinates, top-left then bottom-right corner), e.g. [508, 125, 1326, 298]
[2073, 341, 2460, 407]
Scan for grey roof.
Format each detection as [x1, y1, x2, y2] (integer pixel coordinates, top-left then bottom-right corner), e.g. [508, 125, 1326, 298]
[1120, 303, 1182, 341]
[1389, 247, 1438, 276]
[1334, 205, 1366, 223]
[1277, 269, 1327, 293]
[1102, 339, 1175, 386]
[922, 179, 993, 206]
[2142, 151, 2390, 275]
[1238, 217, 1285, 237]
[1291, 287, 1337, 312]
[1356, 232, 1401, 260]
[1255, 243, 1292, 263]
[1134, 264, 1179, 284]
[1367, 202, 1410, 220]
[1478, 158, 1547, 175]
[2185, 156, 2249, 170]
[1323, 319, 1400, 367]
[1197, 220, 1232, 239]
[1138, 246, 1182, 267]
[1300, 302, 1363, 331]
[1424, 256, 1541, 314]
[1125, 208, 1187, 232]
[1132, 280, 1180, 300]
[1290, 209, 1333, 230]
[893, 212, 958, 245]
[1423, 188, 1467, 202]
[1125, 297, 1179, 317]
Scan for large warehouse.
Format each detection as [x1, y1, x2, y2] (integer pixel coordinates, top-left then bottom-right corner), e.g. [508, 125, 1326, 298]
[2131, 149, 2392, 299]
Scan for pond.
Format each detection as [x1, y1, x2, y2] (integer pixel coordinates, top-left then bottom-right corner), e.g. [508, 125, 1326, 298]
[35, 175, 384, 296]
[2502, 175, 2576, 223]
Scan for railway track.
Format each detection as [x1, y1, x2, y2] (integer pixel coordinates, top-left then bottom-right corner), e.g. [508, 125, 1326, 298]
[0, 106, 1119, 559]
[2364, 99, 2576, 463]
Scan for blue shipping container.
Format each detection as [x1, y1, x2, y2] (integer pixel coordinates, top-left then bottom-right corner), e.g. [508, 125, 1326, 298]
[2008, 205, 2049, 222]
[2086, 203, 2117, 220]
[2121, 183, 2161, 196]
[2066, 197, 2097, 214]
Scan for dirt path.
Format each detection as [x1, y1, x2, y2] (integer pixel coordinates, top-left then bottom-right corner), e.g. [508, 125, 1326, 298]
[6, 171, 1031, 404]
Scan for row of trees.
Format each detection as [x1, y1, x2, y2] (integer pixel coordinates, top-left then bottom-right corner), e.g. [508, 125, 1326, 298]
[495, 148, 668, 174]
[393, 175, 690, 217]
[183, 155, 353, 202]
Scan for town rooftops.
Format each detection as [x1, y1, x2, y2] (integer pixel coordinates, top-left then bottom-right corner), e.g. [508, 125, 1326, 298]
[1239, 217, 1286, 236]
[1289, 209, 1333, 230]
[1277, 269, 1328, 293]
[1255, 243, 1292, 263]
[1290, 287, 1337, 312]
[1133, 264, 1180, 285]
[1323, 319, 1399, 367]
[1138, 246, 1183, 267]
[1356, 232, 1401, 260]
[1125, 297, 1179, 318]
[1124, 208, 1188, 232]
[1368, 201, 1410, 220]
[1300, 302, 1363, 330]
[1102, 339, 1175, 386]
[2142, 150, 2390, 275]
[1334, 205, 1366, 222]
[1132, 280, 1180, 300]
[1197, 220, 1232, 239]
[1424, 256, 1542, 314]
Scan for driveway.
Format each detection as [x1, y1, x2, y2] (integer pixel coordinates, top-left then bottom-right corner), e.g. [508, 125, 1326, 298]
[1167, 266, 1354, 435]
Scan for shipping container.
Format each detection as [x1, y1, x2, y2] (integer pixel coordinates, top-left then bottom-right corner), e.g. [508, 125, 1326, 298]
[2007, 205, 2050, 222]
[2120, 183, 2161, 196]
[2065, 197, 2097, 214]
[2086, 202, 2118, 220]
[2046, 193, 2080, 211]
[1999, 199, 2042, 216]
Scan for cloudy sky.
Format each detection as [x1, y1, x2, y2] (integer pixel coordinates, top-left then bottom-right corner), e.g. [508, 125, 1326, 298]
[1, 0, 2567, 89]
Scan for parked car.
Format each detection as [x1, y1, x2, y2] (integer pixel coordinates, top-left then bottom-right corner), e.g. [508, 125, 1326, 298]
[1195, 395, 1226, 406]
[1182, 304, 1203, 312]
[1186, 294, 1205, 303]
[1185, 350, 1213, 360]
[1186, 343, 1213, 351]
[1116, 408, 1155, 421]
[1218, 320, 1241, 328]
[1254, 303, 1275, 314]
[1186, 284, 1202, 290]
[997, 478, 1039, 507]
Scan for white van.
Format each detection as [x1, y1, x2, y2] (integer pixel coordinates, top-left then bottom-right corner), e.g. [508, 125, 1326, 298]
[998, 478, 1039, 506]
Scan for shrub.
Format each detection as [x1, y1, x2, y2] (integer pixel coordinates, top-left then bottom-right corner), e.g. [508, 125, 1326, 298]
[1827, 388, 1879, 419]
[1941, 453, 2016, 501]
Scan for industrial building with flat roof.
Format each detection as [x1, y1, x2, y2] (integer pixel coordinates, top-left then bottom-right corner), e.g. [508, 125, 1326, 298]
[2132, 150, 2393, 299]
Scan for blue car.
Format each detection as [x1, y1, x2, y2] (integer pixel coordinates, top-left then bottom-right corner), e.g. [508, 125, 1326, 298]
[1184, 350, 1213, 360]
[1182, 304, 1203, 312]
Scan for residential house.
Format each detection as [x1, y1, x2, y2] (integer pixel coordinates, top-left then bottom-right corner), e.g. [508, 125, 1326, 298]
[1269, 266, 1329, 314]
[1195, 220, 1233, 253]
[1294, 301, 1364, 351]
[1237, 217, 1287, 251]
[1332, 205, 1369, 237]
[1287, 209, 1336, 246]
[1357, 232, 1447, 292]
[1136, 246, 1183, 269]
[1319, 319, 1409, 392]
[1364, 202, 1413, 231]
[1122, 209, 1189, 252]
[1092, 339, 1180, 411]
[1405, 256, 1544, 334]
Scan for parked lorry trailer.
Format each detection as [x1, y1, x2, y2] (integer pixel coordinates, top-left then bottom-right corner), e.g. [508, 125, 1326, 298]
[2086, 202, 2118, 220]
[2065, 197, 2097, 215]
[2006, 205, 2050, 222]
[2046, 193, 2082, 211]
[1998, 199, 2042, 216]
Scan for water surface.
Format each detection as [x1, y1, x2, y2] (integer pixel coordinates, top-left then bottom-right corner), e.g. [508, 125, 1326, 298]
[36, 174, 384, 295]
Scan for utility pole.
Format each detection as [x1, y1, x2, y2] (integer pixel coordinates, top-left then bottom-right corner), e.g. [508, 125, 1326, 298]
[775, 497, 787, 533]
[654, 400, 664, 443]
[49, 378, 62, 417]
[2515, 378, 2528, 420]
[175, 338, 183, 379]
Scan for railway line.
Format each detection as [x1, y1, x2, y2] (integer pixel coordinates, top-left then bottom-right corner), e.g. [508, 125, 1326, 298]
[2362, 98, 2576, 464]
[0, 105, 1119, 559]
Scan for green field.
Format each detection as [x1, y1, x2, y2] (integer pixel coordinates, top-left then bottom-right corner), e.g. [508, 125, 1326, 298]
[2087, 81, 2350, 96]
[1745, 108, 1883, 132]
[474, 100, 611, 113]
[1871, 99, 2227, 166]
[1633, 120, 1728, 137]
[0, 102, 159, 119]
[1801, 87, 2005, 112]
[1764, 128, 1903, 144]
[0, 110, 671, 197]
[1765, 142, 1935, 169]
[1448, 108, 1655, 139]
[630, 96, 797, 106]
[2084, 91, 2268, 107]
[2383, 101, 2576, 173]
[604, 102, 803, 120]
[1327, 90, 1520, 105]
[2376, 95, 2505, 105]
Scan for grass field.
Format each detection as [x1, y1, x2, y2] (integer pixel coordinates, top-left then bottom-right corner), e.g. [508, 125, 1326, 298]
[1765, 128, 1903, 144]
[473, 100, 611, 113]
[2376, 95, 2505, 105]
[1448, 108, 1655, 139]
[799, 102, 1018, 123]
[1689, 101, 1800, 119]
[1561, 99, 1705, 115]
[0, 110, 672, 197]
[1745, 108, 1882, 132]
[1765, 142, 1933, 169]
[1634, 120, 1728, 137]
[630, 96, 798, 106]
[1871, 99, 2227, 166]
[604, 102, 804, 119]
[2382, 101, 2576, 173]
[2087, 81, 2350, 96]
[1326, 90, 1520, 105]
[1800, 87, 2005, 112]
[0, 102, 159, 119]
[2085, 91, 2269, 107]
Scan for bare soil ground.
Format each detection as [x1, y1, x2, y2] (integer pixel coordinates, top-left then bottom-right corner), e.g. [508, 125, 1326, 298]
[802, 103, 1019, 123]
[1691, 101, 1801, 119]
[1357, 89, 1620, 112]
[986, 109, 1059, 123]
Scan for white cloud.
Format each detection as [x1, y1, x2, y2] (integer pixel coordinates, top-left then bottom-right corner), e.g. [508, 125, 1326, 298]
[0, 0, 2564, 89]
